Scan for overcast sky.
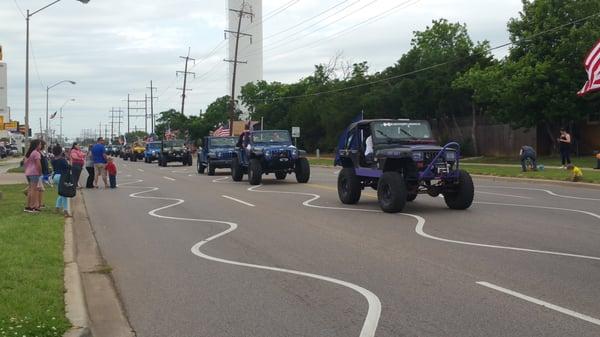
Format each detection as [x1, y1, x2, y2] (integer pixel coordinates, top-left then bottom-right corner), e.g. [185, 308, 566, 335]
[1, 0, 523, 140]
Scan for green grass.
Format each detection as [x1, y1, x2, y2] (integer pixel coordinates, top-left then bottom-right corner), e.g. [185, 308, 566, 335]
[0, 185, 69, 337]
[6, 167, 24, 174]
[463, 155, 598, 168]
[308, 157, 600, 184]
[461, 164, 600, 184]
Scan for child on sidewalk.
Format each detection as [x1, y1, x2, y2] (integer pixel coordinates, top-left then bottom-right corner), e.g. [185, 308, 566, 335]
[106, 157, 117, 188]
[566, 164, 583, 182]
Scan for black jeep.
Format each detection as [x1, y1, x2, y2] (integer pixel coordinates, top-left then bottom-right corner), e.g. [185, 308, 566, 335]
[198, 136, 237, 175]
[231, 130, 310, 185]
[157, 140, 193, 167]
[336, 119, 474, 213]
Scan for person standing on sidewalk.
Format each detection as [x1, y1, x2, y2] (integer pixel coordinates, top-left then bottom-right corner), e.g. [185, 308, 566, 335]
[85, 145, 95, 188]
[23, 139, 42, 213]
[51, 144, 72, 217]
[69, 143, 85, 188]
[92, 137, 109, 188]
[558, 128, 572, 168]
[106, 157, 117, 188]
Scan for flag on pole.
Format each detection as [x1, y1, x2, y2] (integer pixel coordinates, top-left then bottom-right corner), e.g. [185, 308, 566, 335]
[578, 40, 600, 96]
[50, 111, 58, 120]
[213, 123, 230, 137]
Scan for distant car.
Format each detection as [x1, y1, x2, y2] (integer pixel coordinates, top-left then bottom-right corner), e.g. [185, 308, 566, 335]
[335, 119, 474, 213]
[144, 141, 162, 163]
[121, 145, 132, 160]
[8, 145, 19, 156]
[158, 140, 192, 167]
[129, 143, 145, 162]
[230, 130, 310, 185]
[198, 136, 237, 175]
[0, 146, 6, 159]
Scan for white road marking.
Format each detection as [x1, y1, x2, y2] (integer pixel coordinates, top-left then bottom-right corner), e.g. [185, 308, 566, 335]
[478, 185, 600, 201]
[213, 176, 231, 183]
[163, 176, 176, 181]
[120, 179, 382, 337]
[222, 195, 255, 207]
[137, 168, 144, 172]
[477, 281, 600, 326]
[416, 202, 600, 261]
[476, 191, 532, 199]
[245, 185, 600, 262]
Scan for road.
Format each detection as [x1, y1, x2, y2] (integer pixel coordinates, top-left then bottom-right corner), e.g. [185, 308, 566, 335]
[82, 159, 600, 337]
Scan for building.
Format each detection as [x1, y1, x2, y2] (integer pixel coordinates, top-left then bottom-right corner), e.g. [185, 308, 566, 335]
[228, 0, 263, 112]
[0, 45, 8, 123]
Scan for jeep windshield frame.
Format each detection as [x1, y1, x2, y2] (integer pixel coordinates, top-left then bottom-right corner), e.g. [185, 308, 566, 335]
[146, 142, 161, 149]
[371, 121, 433, 144]
[163, 140, 185, 148]
[209, 137, 236, 148]
[251, 131, 292, 145]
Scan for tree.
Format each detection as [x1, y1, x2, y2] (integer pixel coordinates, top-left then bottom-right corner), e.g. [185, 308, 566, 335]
[465, 0, 600, 146]
[125, 131, 148, 143]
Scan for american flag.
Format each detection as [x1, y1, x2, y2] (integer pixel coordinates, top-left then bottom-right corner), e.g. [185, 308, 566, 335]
[213, 123, 230, 137]
[578, 40, 600, 96]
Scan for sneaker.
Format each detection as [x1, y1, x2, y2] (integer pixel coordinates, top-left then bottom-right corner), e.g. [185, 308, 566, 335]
[23, 208, 39, 213]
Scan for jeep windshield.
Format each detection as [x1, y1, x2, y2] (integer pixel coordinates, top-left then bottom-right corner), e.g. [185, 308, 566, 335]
[252, 131, 291, 145]
[147, 142, 161, 149]
[210, 137, 236, 148]
[372, 121, 433, 143]
[163, 141, 185, 148]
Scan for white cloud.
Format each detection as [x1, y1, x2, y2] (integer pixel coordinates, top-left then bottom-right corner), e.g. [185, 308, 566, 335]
[1, 0, 522, 139]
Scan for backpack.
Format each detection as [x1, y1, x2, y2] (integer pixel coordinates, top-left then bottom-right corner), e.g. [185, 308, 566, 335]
[58, 171, 76, 198]
[41, 154, 50, 175]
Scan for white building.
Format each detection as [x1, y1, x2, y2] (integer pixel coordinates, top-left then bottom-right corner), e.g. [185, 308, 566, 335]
[228, 0, 263, 111]
[0, 50, 7, 123]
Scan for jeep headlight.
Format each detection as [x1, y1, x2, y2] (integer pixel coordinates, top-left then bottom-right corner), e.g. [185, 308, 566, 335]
[291, 149, 298, 158]
[445, 151, 456, 162]
[217, 152, 222, 158]
[265, 150, 272, 159]
[412, 151, 424, 162]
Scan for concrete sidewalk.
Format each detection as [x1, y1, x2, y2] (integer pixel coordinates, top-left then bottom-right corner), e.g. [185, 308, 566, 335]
[461, 162, 598, 171]
[0, 172, 25, 185]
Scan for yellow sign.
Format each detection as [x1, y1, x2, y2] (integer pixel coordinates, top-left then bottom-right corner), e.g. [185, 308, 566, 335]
[4, 122, 18, 131]
[0, 116, 4, 125]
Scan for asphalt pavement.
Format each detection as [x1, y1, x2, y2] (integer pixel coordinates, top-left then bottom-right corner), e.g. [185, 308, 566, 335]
[82, 158, 600, 337]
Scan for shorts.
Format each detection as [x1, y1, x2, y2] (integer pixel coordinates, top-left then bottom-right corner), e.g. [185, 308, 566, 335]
[94, 163, 107, 178]
[26, 175, 40, 184]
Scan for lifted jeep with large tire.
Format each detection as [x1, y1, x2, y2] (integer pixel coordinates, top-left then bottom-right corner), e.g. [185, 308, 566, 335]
[230, 130, 310, 185]
[157, 140, 193, 167]
[336, 119, 474, 213]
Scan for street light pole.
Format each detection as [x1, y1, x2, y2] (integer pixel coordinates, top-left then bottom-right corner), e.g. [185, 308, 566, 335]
[24, 0, 90, 141]
[57, 98, 75, 145]
[46, 80, 76, 142]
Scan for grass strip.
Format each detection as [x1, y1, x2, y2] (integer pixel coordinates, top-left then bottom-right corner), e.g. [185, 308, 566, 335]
[0, 184, 70, 337]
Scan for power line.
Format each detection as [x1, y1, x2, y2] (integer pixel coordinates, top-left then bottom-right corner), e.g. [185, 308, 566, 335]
[262, 0, 421, 61]
[248, 11, 600, 103]
[12, 0, 25, 18]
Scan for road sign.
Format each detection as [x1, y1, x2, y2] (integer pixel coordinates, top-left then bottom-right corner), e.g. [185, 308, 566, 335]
[292, 127, 300, 138]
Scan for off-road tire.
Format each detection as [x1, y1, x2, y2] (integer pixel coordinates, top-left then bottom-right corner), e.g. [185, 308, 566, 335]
[443, 170, 474, 210]
[231, 157, 243, 182]
[338, 167, 361, 204]
[131, 154, 137, 162]
[377, 171, 407, 213]
[275, 171, 287, 180]
[197, 159, 205, 174]
[295, 158, 310, 183]
[207, 160, 216, 176]
[248, 158, 262, 185]
[407, 193, 418, 202]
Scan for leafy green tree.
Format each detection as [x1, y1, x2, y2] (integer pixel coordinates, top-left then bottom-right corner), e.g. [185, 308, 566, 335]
[125, 131, 149, 143]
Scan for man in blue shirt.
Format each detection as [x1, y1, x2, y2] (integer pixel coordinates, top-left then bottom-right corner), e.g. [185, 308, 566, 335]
[91, 137, 109, 188]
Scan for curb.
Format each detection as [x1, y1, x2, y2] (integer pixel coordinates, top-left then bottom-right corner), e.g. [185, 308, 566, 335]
[63, 217, 93, 337]
[471, 174, 600, 190]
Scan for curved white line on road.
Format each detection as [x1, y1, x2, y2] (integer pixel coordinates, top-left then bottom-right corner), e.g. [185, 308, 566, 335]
[476, 191, 532, 200]
[120, 179, 382, 337]
[478, 185, 600, 202]
[212, 176, 231, 183]
[245, 185, 600, 261]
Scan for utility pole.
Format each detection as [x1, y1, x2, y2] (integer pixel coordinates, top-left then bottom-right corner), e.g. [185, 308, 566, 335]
[177, 48, 195, 115]
[109, 107, 124, 141]
[144, 94, 148, 134]
[225, 0, 254, 136]
[127, 94, 130, 135]
[147, 81, 158, 134]
[126, 96, 149, 135]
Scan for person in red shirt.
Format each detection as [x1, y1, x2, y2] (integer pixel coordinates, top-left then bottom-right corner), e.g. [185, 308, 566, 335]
[106, 157, 117, 188]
